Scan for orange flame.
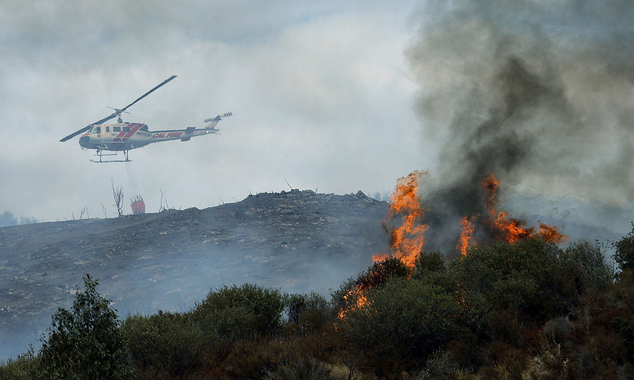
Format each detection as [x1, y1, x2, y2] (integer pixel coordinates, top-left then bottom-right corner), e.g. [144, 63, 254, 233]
[341, 171, 428, 320]
[338, 290, 368, 320]
[457, 216, 475, 256]
[373, 170, 428, 268]
[537, 223, 568, 244]
[480, 173, 568, 244]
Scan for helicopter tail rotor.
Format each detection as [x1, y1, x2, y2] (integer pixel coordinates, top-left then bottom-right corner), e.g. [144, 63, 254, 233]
[204, 112, 232, 129]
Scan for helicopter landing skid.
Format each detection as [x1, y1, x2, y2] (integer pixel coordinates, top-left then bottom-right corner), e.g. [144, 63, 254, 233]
[91, 150, 131, 163]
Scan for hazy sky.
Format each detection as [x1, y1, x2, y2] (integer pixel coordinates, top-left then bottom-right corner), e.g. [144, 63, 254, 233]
[0, 0, 426, 222]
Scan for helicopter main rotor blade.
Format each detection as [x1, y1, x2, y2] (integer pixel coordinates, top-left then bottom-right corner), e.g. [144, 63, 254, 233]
[60, 126, 93, 142]
[119, 75, 177, 113]
[59, 75, 177, 142]
[59, 113, 119, 142]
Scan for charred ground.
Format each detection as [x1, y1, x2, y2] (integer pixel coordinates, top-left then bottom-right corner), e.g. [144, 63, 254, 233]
[0, 189, 389, 360]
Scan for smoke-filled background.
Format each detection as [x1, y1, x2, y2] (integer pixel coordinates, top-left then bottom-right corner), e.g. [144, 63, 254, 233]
[0, 0, 425, 223]
[405, 0, 634, 250]
[2, 0, 633, 240]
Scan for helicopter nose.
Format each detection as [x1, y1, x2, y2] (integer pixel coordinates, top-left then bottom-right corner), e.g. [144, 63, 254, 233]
[79, 135, 90, 148]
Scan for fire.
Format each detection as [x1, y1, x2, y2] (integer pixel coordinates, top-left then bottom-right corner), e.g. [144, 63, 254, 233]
[479, 173, 568, 245]
[372, 170, 428, 268]
[338, 290, 369, 320]
[537, 223, 568, 244]
[457, 216, 475, 256]
[339, 170, 568, 321]
[341, 171, 428, 320]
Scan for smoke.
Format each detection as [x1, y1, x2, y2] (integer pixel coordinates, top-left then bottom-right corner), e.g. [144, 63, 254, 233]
[0, 211, 37, 227]
[405, 0, 634, 250]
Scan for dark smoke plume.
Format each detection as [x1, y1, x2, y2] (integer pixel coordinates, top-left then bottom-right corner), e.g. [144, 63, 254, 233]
[406, 0, 634, 251]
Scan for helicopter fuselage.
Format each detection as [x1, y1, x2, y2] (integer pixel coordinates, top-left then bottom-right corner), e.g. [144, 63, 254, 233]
[78, 122, 219, 151]
[60, 74, 232, 162]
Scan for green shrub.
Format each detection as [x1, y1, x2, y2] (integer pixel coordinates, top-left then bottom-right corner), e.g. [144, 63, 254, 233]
[121, 311, 202, 378]
[264, 356, 335, 380]
[0, 353, 35, 380]
[414, 251, 446, 274]
[190, 283, 286, 341]
[416, 351, 459, 380]
[355, 257, 412, 291]
[615, 225, 634, 272]
[343, 277, 460, 376]
[285, 291, 333, 335]
[35, 274, 135, 380]
[221, 339, 286, 379]
[611, 316, 634, 362]
[562, 241, 613, 292]
[451, 238, 594, 322]
[332, 257, 412, 314]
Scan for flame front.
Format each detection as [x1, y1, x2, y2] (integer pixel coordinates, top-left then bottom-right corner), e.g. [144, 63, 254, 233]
[342, 171, 428, 320]
[373, 170, 428, 268]
[457, 216, 475, 256]
[339, 170, 568, 321]
[480, 173, 568, 245]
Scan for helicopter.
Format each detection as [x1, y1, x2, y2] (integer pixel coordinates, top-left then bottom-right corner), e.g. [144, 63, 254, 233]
[60, 75, 232, 163]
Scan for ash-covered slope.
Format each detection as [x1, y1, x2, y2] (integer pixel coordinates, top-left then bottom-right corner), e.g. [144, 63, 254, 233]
[0, 190, 389, 360]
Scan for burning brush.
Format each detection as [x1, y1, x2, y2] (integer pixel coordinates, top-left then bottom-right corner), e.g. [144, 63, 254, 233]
[340, 172, 427, 318]
[457, 174, 568, 255]
[370, 170, 567, 263]
[372, 170, 428, 269]
[482, 174, 567, 243]
[338, 170, 568, 319]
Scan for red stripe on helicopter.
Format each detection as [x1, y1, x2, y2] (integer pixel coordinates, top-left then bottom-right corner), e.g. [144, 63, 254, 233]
[124, 124, 143, 138]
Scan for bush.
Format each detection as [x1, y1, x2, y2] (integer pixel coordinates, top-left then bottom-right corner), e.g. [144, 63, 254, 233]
[450, 238, 593, 322]
[355, 257, 412, 291]
[562, 241, 613, 292]
[35, 274, 134, 380]
[285, 291, 333, 335]
[190, 283, 286, 341]
[343, 277, 460, 376]
[614, 224, 634, 272]
[0, 353, 35, 380]
[414, 251, 446, 274]
[263, 356, 335, 380]
[332, 257, 412, 314]
[121, 311, 202, 378]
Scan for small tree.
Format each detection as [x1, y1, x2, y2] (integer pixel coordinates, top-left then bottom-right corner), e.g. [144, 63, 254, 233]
[35, 274, 134, 380]
[615, 224, 634, 272]
[112, 180, 124, 217]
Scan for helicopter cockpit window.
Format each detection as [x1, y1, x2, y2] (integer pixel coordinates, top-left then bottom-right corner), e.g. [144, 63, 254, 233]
[93, 126, 101, 134]
[123, 127, 131, 133]
[113, 126, 121, 132]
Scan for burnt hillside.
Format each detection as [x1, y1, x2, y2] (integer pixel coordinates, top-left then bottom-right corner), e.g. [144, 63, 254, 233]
[0, 189, 389, 360]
